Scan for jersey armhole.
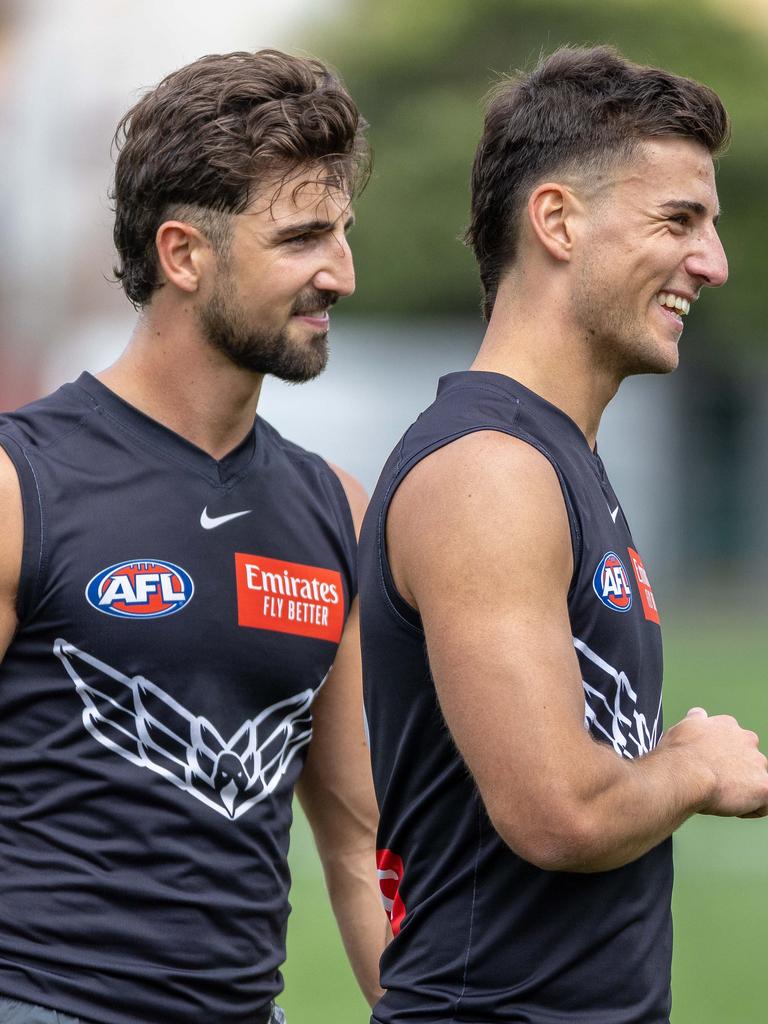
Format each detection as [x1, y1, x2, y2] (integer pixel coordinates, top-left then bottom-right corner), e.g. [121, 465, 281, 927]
[377, 472, 424, 633]
[0, 434, 45, 625]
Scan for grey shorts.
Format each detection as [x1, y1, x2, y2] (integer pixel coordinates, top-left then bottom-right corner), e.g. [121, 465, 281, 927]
[0, 996, 286, 1024]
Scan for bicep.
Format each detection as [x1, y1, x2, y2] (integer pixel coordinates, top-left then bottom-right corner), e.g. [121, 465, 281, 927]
[0, 446, 22, 658]
[327, 462, 368, 539]
[297, 599, 378, 854]
[388, 432, 592, 853]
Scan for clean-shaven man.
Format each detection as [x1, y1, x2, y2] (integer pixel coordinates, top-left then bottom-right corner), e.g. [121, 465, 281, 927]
[360, 46, 768, 1024]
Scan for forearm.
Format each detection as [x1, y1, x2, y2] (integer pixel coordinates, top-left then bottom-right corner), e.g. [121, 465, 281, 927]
[486, 716, 724, 874]
[318, 843, 389, 1006]
[534, 737, 712, 872]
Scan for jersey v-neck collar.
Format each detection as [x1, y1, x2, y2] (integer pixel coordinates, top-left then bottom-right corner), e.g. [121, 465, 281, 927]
[71, 372, 258, 486]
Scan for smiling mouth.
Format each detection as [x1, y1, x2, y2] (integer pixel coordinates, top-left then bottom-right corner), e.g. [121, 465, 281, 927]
[656, 291, 691, 316]
[292, 310, 330, 327]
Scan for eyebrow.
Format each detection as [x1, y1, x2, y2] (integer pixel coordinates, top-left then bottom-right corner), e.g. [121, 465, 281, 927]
[659, 200, 721, 226]
[272, 214, 356, 241]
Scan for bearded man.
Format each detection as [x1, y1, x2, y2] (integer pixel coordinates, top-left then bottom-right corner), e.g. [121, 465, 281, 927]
[0, 49, 385, 1024]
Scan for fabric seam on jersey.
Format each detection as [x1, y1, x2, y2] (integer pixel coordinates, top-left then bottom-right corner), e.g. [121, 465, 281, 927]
[453, 796, 484, 1018]
[20, 448, 47, 623]
[0, 432, 46, 625]
[8, 414, 93, 455]
[375, 485, 425, 635]
[392, 432, 408, 476]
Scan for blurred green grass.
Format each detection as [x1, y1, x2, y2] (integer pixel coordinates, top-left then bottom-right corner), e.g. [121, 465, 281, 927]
[282, 614, 768, 1023]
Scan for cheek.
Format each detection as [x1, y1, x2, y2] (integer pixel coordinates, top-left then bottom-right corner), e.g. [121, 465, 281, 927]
[271, 259, 317, 295]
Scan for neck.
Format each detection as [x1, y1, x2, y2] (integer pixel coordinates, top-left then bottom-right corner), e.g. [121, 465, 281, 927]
[97, 304, 264, 461]
[471, 275, 621, 449]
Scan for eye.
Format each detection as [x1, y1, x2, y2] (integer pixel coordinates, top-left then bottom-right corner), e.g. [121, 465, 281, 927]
[668, 214, 690, 227]
[285, 232, 313, 246]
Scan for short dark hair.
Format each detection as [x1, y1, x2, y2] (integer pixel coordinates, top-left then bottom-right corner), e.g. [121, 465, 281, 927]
[111, 49, 369, 308]
[465, 46, 730, 320]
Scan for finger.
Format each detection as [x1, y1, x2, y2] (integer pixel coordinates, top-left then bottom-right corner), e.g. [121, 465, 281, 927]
[686, 707, 708, 719]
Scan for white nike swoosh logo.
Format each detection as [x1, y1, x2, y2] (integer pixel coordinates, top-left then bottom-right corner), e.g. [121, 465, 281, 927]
[610, 505, 620, 523]
[200, 507, 253, 530]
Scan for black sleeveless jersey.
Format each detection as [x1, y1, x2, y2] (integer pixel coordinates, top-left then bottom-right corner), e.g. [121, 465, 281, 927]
[360, 371, 671, 1024]
[0, 373, 357, 1024]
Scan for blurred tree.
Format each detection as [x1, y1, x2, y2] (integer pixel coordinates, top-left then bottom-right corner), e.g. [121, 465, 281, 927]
[313, 0, 768, 346]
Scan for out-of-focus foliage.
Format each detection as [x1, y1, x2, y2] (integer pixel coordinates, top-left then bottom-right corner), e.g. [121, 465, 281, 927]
[313, 0, 768, 342]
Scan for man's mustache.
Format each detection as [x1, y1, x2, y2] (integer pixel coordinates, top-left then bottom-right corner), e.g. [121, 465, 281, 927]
[291, 290, 339, 316]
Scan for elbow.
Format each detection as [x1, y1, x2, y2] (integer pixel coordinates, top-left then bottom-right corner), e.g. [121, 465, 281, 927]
[488, 802, 609, 874]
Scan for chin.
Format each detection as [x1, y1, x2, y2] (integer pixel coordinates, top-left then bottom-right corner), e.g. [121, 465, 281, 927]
[640, 345, 680, 376]
[618, 333, 680, 378]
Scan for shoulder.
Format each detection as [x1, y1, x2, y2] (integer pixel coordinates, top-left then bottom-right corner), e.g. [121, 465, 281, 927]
[0, 384, 95, 456]
[387, 429, 572, 606]
[255, 418, 368, 534]
[326, 462, 368, 536]
[392, 428, 565, 532]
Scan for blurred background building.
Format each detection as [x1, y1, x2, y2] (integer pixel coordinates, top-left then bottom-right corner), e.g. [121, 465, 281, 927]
[0, 2, 766, 1021]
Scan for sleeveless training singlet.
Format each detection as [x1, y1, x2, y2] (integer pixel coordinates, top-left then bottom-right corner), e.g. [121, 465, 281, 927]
[360, 371, 671, 1024]
[0, 373, 357, 1024]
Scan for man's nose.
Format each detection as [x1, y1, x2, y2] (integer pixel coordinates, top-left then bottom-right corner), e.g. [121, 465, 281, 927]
[685, 228, 728, 289]
[313, 233, 355, 298]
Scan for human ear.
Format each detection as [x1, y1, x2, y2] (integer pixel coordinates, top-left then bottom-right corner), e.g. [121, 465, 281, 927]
[155, 221, 210, 294]
[526, 183, 579, 263]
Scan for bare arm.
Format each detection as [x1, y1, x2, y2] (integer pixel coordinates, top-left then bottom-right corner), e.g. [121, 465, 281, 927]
[0, 446, 22, 658]
[295, 465, 386, 1006]
[387, 430, 768, 874]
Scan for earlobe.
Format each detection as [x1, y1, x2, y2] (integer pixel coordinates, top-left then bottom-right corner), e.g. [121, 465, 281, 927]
[155, 222, 207, 294]
[527, 184, 576, 263]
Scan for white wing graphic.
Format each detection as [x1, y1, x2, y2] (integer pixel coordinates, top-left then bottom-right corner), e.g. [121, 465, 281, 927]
[53, 638, 323, 820]
[573, 636, 662, 759]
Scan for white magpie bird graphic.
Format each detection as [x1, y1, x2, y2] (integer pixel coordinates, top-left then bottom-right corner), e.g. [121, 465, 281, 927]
[53, 639, 322, 819]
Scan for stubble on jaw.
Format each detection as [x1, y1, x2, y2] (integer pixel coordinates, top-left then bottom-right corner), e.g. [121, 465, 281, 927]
[570, 264, 679, 382]
[199, 273, 332, 383]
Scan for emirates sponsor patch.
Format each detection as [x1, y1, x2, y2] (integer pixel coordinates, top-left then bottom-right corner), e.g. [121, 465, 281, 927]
[627, 547, 661, 624]
[235, 553, 344, 642]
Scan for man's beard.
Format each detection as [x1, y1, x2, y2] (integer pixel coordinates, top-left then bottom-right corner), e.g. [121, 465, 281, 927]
[199, 278, 338, 383]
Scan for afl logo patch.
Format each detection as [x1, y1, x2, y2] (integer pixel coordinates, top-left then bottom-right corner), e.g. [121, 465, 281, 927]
[593, 551, 632, 612]
[86, 560, 194, 619]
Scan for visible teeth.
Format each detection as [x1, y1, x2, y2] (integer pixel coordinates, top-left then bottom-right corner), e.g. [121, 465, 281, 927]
[657, 292, 690, 316]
